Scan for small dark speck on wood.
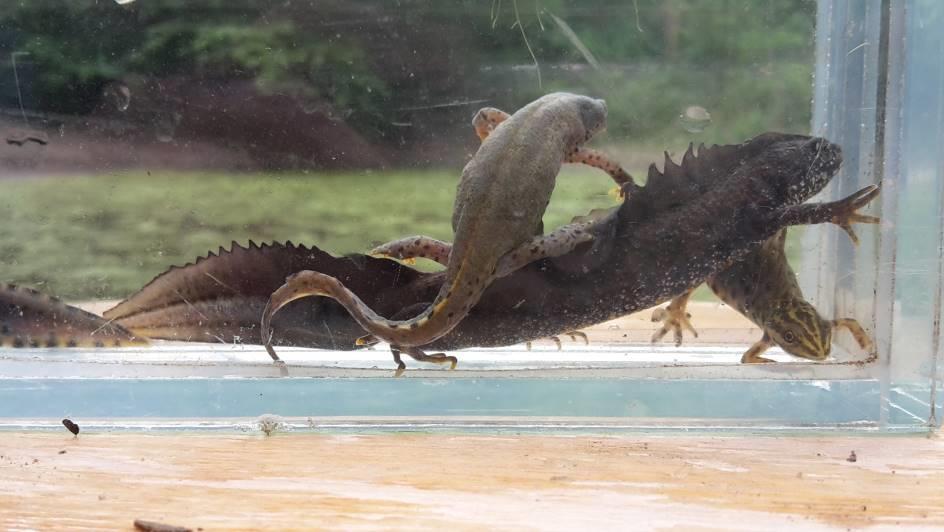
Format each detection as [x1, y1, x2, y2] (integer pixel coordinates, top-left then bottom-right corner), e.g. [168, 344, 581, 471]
[61, 418, 79, 436]
[133, 519, 193, 532]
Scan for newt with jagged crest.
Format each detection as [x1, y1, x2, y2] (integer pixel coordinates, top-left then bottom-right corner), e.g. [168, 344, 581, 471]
[2, 133, 880, 376]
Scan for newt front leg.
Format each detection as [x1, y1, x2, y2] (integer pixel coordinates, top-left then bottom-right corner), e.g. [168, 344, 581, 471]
[741, 334, 777, 363]
[371, 222, 594, 280]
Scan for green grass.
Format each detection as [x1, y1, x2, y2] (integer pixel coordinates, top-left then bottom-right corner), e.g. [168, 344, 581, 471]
[2, 167, 806, 302]
[1, 168, 625, 299]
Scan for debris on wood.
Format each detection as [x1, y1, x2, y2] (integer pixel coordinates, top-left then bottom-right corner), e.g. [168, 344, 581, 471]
[133, 518, 193, 532]
[61, 419, 80, 437]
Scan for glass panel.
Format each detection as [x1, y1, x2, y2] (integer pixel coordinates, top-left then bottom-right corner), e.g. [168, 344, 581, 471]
[0, 1, 933, 431]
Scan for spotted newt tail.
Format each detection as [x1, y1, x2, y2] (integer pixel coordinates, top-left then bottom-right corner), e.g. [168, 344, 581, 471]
[262, 93, 632, 369]
[0, 283, 146, 348]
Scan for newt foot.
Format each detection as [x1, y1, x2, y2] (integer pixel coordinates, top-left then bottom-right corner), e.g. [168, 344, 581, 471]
[525, 331, 588, 351]
[740, 337, 776, 363]
[832, 211, 880, 245]
[390, 345, 458, 377]
[650, 291, 698, 347]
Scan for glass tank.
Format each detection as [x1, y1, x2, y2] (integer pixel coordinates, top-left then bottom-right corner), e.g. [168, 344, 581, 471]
[0, 0, 939, 433]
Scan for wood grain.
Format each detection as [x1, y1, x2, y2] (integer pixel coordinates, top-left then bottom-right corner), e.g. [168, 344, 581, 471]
[0, 432, 940, 530]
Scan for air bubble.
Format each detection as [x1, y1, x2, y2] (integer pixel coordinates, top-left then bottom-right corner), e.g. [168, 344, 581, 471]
[154, 113, 180, 143]
[102, 82, 131, 112]
[679, 105, 711, 133]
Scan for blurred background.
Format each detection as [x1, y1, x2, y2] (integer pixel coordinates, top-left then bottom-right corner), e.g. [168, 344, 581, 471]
[0, 0, 816, 299]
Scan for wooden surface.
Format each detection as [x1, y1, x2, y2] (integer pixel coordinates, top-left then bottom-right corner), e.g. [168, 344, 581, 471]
[1, 432, 941, 530]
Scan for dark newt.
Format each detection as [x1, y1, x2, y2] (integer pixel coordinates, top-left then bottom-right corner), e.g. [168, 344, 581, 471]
[0, 282, 145, 348]
[250, 134, 873, 356]
[261, 93, 631, 370]
[650, 221, 877, 363]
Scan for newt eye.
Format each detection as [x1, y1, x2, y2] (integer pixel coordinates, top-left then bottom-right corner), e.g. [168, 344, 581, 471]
[783, 331, 796, 344]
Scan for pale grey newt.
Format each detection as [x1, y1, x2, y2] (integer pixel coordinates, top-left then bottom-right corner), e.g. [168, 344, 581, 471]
[262, 92, 632, 371]
[372, 104, 636, 352]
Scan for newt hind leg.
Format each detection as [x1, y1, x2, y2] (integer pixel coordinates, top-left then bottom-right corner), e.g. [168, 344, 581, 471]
[496, 222, 594, 277]
[356, 302, 459, 376]
[650, 289, 699, 346]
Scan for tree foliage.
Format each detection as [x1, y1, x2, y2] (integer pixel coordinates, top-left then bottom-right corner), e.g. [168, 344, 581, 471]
[0, 0, 817, 147]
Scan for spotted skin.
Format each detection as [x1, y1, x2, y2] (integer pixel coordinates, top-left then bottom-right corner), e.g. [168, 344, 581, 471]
[652, 208, 878, 363]
[0, 283, 146, 349]
[263, 93, 632, 370]
[370, 236, 451, 267]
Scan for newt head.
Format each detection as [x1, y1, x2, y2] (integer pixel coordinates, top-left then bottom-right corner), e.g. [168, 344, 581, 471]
[765, 299, 832, 360]
[773, 135, 843, 205]
[472, 107, 507, 140]
[571, 94, 608, 141]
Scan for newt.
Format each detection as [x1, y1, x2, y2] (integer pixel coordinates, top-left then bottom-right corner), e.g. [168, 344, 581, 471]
[0, 282, 145, 348]
[261, 93, 631, 370]
[372, 104, 616, 352]
[9, 133, 877, 372]
[650, 219, 878, 363]
[248, 133, 872, 359]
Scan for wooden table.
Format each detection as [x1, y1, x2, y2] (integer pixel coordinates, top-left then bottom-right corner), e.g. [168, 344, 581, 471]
[1, 432, 941, 530]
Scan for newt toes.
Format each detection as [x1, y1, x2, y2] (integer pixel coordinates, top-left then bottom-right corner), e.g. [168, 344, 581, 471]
[265, 93, 614, 367]
[525, 331, 588, 351]
[650, 289, 698, 347]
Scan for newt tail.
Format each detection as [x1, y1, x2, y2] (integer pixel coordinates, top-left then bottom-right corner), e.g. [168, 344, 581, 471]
[1, 283, 146, 348]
